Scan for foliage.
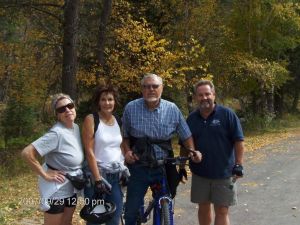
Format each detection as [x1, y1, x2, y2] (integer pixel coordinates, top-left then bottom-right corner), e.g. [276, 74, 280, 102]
[107, 16, 178, 93]
[223, 53, 290, 97]
[243, 112, 300, 134]
[200, 1, 300, 114]
[0, 0, 300, 142]
[0, 3, 62, 143]
[242, 112, 276, 132]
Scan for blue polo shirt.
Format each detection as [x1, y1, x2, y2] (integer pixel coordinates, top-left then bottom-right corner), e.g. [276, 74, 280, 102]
[187, 104, 244, 179]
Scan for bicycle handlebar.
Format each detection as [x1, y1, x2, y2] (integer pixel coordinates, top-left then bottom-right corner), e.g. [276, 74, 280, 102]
[133, 155, 190, 168]
[156, 156, 190, 166]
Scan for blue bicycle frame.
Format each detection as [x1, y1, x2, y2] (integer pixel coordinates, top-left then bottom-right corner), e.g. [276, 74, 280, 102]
[137, 174, 173, 225]
[152, 177, 173, 225]
[136, 156, 189, 225]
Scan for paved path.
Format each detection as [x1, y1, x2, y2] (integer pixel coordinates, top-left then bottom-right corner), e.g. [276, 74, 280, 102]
[173, 134, 300, 225]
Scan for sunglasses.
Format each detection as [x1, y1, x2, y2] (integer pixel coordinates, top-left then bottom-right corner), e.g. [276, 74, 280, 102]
[142, 84, 161, 90]
[55, 103, 75, 113]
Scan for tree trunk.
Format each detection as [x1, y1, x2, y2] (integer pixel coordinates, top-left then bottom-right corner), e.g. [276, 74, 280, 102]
[291, 86, 299, 112]
[62, 0, 79, 100]
[266, 85, 274, 114]
[97, 0, 112, 79]
[251, 91, 258, 115]
[274, 87, 284, 117]
[0, 66, 10, 103]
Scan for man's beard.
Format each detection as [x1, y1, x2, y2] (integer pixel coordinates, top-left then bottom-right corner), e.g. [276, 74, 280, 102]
[145, 95, 161, 103]
[199, 99, 213, 111]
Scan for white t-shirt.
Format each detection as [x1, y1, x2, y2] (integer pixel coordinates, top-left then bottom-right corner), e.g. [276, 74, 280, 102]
[94, 118, 124, 168]
[32, 122, 84, 171]
[32, 122, 84, 198]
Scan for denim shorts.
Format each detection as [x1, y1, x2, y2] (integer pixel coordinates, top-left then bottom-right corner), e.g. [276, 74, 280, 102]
[191, 174, 237, 206]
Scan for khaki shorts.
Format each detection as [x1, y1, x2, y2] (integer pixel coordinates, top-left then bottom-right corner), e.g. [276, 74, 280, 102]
[191, 174, 237, 206]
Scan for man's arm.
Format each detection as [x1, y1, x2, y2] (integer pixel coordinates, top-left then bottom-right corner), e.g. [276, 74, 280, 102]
[234, 140, 244, 165]
[121, 106, 139, 164]
[123, 138, 139, 164]
[180, 136, 195, 157]
[181, 136, 202, 163]
[232, 140, 245, 179]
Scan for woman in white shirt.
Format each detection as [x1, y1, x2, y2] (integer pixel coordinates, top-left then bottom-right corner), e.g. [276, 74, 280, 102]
[22, 93, 84, 225]
[82, 85, 127, 225]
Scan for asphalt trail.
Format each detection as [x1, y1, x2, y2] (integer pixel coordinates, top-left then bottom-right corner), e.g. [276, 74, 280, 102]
[173, 134, 300, 225]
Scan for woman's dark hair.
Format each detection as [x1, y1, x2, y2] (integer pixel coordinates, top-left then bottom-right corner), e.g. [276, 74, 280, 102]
[92, 84, 119, 111]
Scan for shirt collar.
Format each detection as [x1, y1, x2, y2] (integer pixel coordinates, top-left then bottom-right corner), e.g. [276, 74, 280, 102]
[142, 98, 162, 111]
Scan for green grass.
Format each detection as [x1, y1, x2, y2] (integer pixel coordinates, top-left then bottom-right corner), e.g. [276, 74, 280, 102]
[243, 113, 300, 135]
[0, 148, 29, 178]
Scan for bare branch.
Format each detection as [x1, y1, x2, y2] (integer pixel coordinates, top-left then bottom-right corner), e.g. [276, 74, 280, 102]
[0, 1, 62, 8]
[0, 1, 63, 23]
[30, 6, 62, 23]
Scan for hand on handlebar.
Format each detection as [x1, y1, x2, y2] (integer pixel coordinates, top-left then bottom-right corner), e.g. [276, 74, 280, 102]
[125, 150, 139, 164]
[189, 150, 202, 163]
[232, 164, 244, 180]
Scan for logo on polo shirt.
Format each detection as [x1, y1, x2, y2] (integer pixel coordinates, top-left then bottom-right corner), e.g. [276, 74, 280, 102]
[210, 119, 221, 126]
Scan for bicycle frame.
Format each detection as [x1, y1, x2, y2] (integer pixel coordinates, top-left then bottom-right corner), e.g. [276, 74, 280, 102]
[152, 178, 173, 225]
[137, 156, 189, 225]
[137, 173, 173, 225]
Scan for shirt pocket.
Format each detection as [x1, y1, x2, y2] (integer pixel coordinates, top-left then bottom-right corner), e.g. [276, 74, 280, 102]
[160, 122, 177, 137]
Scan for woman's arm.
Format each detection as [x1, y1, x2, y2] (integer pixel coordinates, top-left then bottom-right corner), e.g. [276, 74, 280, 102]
[82, 114, 102, 181]
[21, 144, 65, 183]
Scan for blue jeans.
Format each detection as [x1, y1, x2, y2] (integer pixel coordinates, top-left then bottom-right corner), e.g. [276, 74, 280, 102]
[84, 173, 123, 225]
[124, 165, 163, 225]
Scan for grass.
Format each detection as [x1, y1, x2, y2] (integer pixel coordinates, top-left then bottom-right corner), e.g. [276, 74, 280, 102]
[243, 113, 300, 135]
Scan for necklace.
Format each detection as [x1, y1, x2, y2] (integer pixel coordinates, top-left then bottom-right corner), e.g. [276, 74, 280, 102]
[99, 113, 115, 126]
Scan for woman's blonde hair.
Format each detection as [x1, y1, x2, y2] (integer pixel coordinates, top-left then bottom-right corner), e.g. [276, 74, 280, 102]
[51, 93, 74, 113]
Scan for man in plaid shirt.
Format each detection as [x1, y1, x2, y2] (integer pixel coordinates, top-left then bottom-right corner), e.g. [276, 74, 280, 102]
[122, 73, 202, 225]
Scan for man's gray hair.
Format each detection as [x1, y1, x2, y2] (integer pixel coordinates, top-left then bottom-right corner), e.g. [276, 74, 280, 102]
[194, 80, 215, 93]
[141, 73, 163, 85]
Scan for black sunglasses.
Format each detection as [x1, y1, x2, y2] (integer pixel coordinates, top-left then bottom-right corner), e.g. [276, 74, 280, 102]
[142, 84, 160, 90]
[55, 103, 75, 113]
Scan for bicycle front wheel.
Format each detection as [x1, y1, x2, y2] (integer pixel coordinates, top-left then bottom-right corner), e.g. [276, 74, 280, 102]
[161, 200, 171, 225]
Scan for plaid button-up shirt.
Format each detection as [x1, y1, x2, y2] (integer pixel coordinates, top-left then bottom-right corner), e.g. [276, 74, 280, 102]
[122, 98, 191, 159]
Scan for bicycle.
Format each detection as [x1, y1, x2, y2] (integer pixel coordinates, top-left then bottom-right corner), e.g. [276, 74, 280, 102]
[121, 156, 190, 225]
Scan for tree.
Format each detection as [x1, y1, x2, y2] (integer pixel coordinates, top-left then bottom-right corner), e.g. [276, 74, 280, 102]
[96, 0, 112, 77]
[62, 0, 79, 100]
[203, 0, 300, 116]
[287, 45, 300, 112]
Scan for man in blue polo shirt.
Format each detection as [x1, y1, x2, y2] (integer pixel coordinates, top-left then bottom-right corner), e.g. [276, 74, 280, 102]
[187, 80, 245, 225]
[122, 73, 202, 225]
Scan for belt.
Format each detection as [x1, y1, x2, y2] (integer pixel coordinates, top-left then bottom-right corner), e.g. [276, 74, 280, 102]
[46, 163, 58, 170]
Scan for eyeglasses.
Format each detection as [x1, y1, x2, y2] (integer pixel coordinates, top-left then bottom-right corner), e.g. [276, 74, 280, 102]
[55, 103, 75, 113]
[142, 84, 161, 90]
